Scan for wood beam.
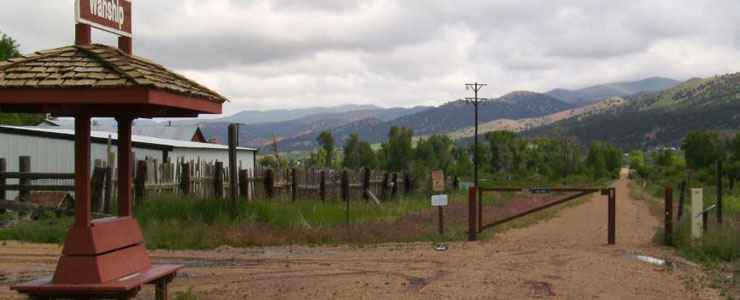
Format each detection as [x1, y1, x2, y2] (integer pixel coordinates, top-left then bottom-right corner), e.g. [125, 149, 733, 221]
[116, 116, 134, 217]
[74, 114, 92, 226]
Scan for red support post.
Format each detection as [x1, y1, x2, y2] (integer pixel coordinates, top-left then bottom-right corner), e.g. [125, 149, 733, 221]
[118, 36, 133, 55]
[75, 23, 91, 46]
[608, 188, 616, 245]
[74, 114, 92, 226]
[468, 187, 478, 241]
[116, 116, 134, 217]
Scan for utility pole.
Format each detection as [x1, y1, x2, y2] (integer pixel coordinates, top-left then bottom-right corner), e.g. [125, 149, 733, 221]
[465, 82, 487, 189]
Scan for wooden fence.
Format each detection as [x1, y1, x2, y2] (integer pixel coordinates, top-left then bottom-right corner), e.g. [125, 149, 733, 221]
[1, 155, 460, 214]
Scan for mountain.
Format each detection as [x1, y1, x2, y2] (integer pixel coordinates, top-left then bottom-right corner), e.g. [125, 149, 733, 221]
[219, 104, 382, 125]
[526, 74, 740, 149]
[547, 77, 681, 105]
[276, 91, 572, 152]
[199, 106, 430, 147]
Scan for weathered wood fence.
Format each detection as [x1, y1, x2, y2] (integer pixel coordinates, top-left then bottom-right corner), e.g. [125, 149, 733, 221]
[1, 155, 459, 213]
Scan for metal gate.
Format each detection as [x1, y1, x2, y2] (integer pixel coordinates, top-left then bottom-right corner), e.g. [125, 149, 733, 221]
[467, 187, 616, 245]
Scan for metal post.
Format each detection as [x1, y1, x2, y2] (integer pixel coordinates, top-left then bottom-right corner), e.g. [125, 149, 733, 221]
[291, 168, 297, 202]
[664, 186, 673, 246]
[608, 188, 616, 245]
[438, 206, 444, 235]
[0, 158, 5, 213]
[465, 82, 486, 190]
[362, 168, 370, 201]
[677, 181, 686, 221]
[717, 160, 723, 224]
[319, 170, 326, 202]
[477, 187, 483, 233]
[342, 170, 350, 225]
[468, 187, 477, 241]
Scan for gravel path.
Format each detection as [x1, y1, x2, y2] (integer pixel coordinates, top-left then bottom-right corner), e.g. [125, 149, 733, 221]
[0, 169, 720, 299]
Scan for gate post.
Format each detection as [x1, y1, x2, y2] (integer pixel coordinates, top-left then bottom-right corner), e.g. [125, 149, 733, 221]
[468, 187, 478, 241]
[608, 187, 616, 245]
[664, 186, 673, 246]
[19, 156, 31, 202]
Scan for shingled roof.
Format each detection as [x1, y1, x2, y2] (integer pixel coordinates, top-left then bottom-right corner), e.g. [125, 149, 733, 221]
[0, 44, 227, 103]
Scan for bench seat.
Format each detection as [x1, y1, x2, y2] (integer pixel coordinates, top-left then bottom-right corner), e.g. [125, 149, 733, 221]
[12, 264, 182, 299]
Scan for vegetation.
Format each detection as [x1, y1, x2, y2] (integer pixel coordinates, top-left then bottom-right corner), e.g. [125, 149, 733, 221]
[0, 31, 45, 125]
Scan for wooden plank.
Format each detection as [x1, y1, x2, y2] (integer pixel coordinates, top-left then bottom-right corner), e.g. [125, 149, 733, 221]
[0, 172, 76, 179]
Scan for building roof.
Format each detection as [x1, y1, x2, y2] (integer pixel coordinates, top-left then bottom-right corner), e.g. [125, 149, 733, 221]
[0, 44, 227, 103]
[133, 125, 203, 142]
[0, 125, 257, 152]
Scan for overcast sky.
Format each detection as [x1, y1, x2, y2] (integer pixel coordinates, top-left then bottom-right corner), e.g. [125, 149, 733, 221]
[3, 0, 740, 116]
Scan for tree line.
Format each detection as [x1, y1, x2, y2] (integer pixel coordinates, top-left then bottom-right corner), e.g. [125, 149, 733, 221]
[260, 127, 624, 182]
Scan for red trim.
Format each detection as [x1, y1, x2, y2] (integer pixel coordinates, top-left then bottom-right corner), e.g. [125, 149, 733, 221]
[74, 114, 92, 227]
[116, 117, 133, 217]
[0, 87, 222, 116]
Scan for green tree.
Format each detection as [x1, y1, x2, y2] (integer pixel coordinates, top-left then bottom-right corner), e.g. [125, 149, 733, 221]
[485, 131, 516, 173]
[383, 127, 414, 171]
[342, 133, 377, 169]
[316, 131, 335, 168]
[0, 32, 20, 61]
[0, 31, 44, 125]
[258, 156, 278, 169]
[586, 141, 622, 179]
[682, 131, 722, 170]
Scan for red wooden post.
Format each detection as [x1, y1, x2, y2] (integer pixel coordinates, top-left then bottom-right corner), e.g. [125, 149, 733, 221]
[75, 23, 91, 46]
[116, 116, 134, 217]
[118, 36, 132, 55]
[74, 114, 92, 226]
[468, 187, 477, 241]
[608, 188, 616, 245]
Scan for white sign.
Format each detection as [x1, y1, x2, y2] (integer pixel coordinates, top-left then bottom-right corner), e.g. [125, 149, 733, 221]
[431, 194, 448, 207]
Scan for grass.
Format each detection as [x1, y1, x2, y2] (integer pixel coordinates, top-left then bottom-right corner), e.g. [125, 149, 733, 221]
[0, 192, 463, 249]
[629, 179, 740, 299]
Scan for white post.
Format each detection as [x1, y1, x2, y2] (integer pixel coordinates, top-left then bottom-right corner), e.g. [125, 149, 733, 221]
[690, 188, 703, 239]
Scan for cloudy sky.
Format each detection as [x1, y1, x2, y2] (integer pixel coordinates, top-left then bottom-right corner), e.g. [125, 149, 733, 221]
[3, 0, 740, 115]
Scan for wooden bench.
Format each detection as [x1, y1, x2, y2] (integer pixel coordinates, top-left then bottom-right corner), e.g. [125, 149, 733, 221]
[12, 264, 182, 300]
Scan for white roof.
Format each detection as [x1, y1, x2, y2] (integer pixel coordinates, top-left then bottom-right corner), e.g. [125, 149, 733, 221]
[0, 125, 257, 152]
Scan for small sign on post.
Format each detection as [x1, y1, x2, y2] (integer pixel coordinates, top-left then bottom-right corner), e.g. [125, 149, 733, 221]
[432, 170, 445, 193]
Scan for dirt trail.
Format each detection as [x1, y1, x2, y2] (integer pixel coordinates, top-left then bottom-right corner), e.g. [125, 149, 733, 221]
[0, 169, 720, 299]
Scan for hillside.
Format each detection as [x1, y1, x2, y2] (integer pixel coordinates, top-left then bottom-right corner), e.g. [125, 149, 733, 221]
[526, 74, 740, 149]
[440, 97, 625, 140]
[276, 91, 572, 151]
[547, 77, 680, 105]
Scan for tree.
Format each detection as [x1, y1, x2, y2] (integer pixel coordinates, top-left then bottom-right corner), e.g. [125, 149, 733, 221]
[485, 131, 516, 173]
[0, 32, 20, 61]
[343, 133, 377, 169]
[258, 156, 279, 169]
[586, 141, 622, 179]
[316, 131, 335, 168]
[383, 127, 414, 171]
[682, 131, 722, 170]
[0, 31, 44, 125]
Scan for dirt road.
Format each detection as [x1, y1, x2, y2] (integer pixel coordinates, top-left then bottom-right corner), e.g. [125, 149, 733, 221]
[0, 169, 720, 299]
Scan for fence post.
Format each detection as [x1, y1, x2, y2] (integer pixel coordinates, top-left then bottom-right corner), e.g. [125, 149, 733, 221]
[717, 160, 723, 224]
[291, 168, 298, 202]
[239, 169, 248, 201]
[664, 186, 673, 246]
[381, 172, 389, 201]
[608, 188, 616, 245]
[362, 168, 370, 201]
[214, 161, 224, 199]
[103, 164, 113, 214]
[181, 162, 191, 196]
[404, 173, 411, 195]
[391, 173, 398, 199]
[265, 168, 274, 200]
[19, 156, 31, 202]
[0, 158, 5, 201]
[468, 187, 477, 241]
[135, 160, 147, 206]
[0, 158, 5, 214]
[228, 124, 239, 208]
[677, 180, 686, 221]
[319, 170, 326, 202]
[90, 166, 106, 212]
[453, 176, 459, 191]
[690, 188, 703, 239]
[341, 170, 350, 202]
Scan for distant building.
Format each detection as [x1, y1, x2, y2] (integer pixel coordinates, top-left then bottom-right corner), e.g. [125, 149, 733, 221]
[37, 119, 209, 143]
[0, 125, 257, 191]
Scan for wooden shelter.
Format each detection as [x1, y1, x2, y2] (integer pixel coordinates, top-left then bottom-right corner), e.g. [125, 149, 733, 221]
[1, 22, 227, 299]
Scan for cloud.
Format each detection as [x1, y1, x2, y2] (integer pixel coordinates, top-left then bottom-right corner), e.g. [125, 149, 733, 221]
[3, 0, 740, 114]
